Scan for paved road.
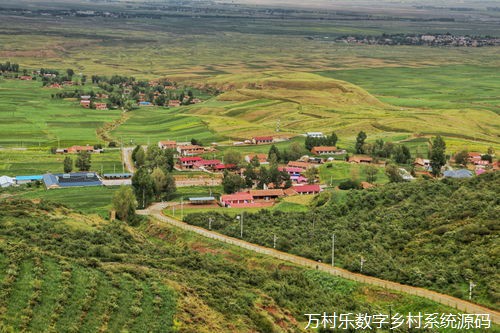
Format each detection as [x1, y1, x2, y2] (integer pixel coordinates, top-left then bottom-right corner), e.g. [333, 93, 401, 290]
[138, 202, 500, 324]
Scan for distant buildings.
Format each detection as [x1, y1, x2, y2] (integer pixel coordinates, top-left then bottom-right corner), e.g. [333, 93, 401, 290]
[158, 140, 177, 150]
[311, 146, 346, 155]
[245, 154, 269, 165]
[306, 132, 325, 138]
[43, 172, 103, 189]
[177, 145, 205, 156]
[252, 136, 274, 145]
[443, 169, 472, 179]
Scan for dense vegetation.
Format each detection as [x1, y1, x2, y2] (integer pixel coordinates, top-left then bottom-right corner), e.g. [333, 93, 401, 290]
[185, 172, 500, 310]
[0, 199, 470, 332]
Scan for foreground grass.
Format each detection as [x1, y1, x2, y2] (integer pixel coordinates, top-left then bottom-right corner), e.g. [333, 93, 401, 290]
[0, 199, 486, 332]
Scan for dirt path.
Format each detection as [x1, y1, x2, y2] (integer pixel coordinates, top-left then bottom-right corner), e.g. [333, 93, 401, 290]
[138, 202, 500, 324]
[122, 147, 135, 174]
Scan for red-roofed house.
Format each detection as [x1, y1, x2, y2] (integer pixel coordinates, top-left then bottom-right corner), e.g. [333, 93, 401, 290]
[287, 161, 312, 170]
[214, 164, 237, 171]
[80, 100, 91, 108]
[467, 152, 482, 162]
[245, 154, 268, 165]
[177, 145, 205, 156]
[168, 100, 181, 107]
[179, 157, 203, 169]
[252, 136, 273, 145]
[193, 159, 221, 169]
[19, 75, 32, 80]
[473, 159, 490, 166]
[66, 145, 96, 154]
[292, 184, 321, 195]
[349, 155, 373, 164]
[221, 192, 254, 207]
[158, 140, 177, 150]
[249, 189, 284, 201]
[311, 146, 338, 155]
[94, 102, 108, 110]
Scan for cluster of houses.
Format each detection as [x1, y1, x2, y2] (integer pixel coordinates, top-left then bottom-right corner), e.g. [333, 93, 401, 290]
[80, 95, 108, 110]
[218, 185, 322, 208]
[233, 136, 275, 146]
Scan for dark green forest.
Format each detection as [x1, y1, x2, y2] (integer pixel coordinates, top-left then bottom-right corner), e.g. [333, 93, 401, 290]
[185, 172, 500, 310]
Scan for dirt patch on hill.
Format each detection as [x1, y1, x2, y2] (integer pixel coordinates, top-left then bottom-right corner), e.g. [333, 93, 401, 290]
[0, 50, 59, 58]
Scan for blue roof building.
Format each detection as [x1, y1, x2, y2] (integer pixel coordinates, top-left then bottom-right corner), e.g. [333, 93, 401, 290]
[15, 175, 43, 184]
[443, 169, 473, 179]
[43, 172, 103, 189]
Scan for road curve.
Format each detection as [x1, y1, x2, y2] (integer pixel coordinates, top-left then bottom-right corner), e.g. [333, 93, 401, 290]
[138, 202, 500, 324]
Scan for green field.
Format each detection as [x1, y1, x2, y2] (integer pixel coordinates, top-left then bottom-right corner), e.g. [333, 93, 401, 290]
[0, 148, 123, 176]
[319, 161, 389, 187]
[13, 186, 119, 216]
[0, 79, 122, 148]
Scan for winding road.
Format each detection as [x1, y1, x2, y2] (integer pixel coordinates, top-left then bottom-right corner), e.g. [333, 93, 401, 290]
[138, 202, 500, 324]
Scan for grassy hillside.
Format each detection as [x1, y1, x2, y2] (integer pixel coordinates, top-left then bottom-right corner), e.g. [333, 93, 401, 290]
[0, 199, 479, 332]
[185, 172, 500, 310]
[181, 72, 500, 152]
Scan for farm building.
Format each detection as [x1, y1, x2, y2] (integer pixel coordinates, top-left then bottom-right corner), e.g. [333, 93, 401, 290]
[249, 189, 284, 201]
[306, 132, 325, 138]
[443, 169, 472, 179]
[158, 140, 177, 150]
[168, 100, 181, 107]
[244, 154, 269, 165]
[414, 158, 431, 167]
[15, 175, 43, 184]
[220, 192, 254, 207]
[80, 100, 91, 108]
[177, 145, 205, 156]
[94, 102, 108, 110]
[0, 176, 15, 188]
[287, 161, 313, 170]
[252, 136, 273, 145]
[311, 146, 339, 155]
[57, 145, 100, 154]
[214, 164, 237, 171]
[189, 197, 216, 205]
[178, 157, 203, 169]
[292, 184, 321, 195]
[103, 173, 132, 179]
[349, 155, 373, 164]
[193, 159, 221, 169]
[42, 172, 103, 189]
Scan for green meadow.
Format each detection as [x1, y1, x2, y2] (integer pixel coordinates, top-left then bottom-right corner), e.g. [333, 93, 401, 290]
[318, 161, 389, 187]
[0, 148, 123, 176]
[0, 79, 122, 148]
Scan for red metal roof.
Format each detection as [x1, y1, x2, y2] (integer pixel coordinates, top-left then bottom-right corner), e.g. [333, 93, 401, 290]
[253, 136, 273, 141]
[221, 192, 253, 201]
[293, 184, 321, 193]
[179, 157, 203, 162]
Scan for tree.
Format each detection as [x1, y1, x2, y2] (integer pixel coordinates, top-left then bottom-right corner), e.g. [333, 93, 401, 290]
[66, 68, 74, 78]
[364, 165, 378, 183]
[190, 138, 202, 146]
[244, 164, 257, 187]
[224, 149, 242, 166]
[132, 167, 155, 208]
[163, 173, 176, 200]
[429, 136, 446, 177]
[304, 167, 319, 184]
[268, 145, 281, 163]
[135, 147, 145, 167]
[222, 172, 244, 194]
[385, 164, 403, 183]
[250, 155, 260, 167]
[355, 131, 367, 154]
[287, 142, 305, 162]
[131, 145, 141, 162]
[454, 150, 469, 166]
[328, 132, 338, 146]
[75, 151, 91, 171]
[112, 186, 137, 223]
[151, 167, 167, 200]
[63, 156, 73, 173]
[393, 145, 411, 164]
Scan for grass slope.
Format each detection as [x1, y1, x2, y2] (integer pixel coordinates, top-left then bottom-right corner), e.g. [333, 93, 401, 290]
[0, 199, 480, 332]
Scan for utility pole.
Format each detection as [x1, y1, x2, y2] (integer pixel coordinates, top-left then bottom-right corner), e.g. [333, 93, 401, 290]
[273, 234, 277, 249]
[331, 234, 335, 267]
[360, 256, 366, 273]
[469, 281, 476, 300]
[236, 213, 243, 238]
[208, 217, 213, 230]
[181, 198, 184, 220]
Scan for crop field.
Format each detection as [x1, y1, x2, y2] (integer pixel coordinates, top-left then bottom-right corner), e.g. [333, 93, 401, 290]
[0, 79, 122, 148]
[318, 161, 389, 187]
[13, 186, 120, 216]
[0, 149, 123, 176]
[110, 107, 223, 146]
